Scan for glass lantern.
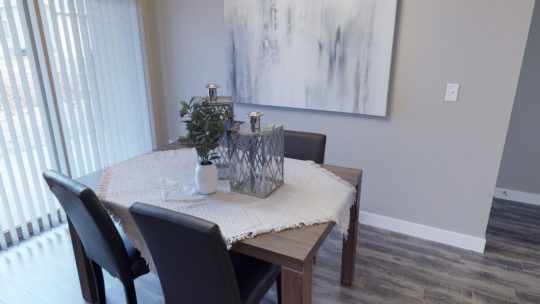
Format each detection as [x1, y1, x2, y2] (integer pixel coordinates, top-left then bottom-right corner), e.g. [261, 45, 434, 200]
[227, 112, 284, 198]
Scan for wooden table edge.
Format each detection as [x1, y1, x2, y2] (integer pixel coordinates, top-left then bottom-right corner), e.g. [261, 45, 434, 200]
[231, 221, 335, 271]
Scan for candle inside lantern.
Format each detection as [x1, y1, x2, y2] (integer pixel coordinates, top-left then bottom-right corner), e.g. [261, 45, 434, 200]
[249, 111, 263, 131]
[205, 83, 219, 102]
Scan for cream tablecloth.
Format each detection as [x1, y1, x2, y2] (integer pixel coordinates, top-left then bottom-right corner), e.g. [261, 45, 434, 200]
[98, 149, 356, 272]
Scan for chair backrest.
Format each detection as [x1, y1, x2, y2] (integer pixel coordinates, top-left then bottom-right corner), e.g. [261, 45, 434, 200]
[43, 170, 132, 282]
[284, 130, 326, 163]
[129, 202, 242, 304]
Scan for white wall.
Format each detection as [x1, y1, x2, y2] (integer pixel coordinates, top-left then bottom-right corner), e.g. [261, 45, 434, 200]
[143, 0, 534, 249]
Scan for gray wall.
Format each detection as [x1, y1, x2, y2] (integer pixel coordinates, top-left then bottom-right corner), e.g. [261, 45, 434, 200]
[143, 0, 534, 240]
[497, 2, 540, 195]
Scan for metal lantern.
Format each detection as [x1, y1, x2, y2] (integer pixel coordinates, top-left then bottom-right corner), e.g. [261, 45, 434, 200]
[227, 112, 284, 198]
[192, 84, 235, 179]
[192, 84, 234, 113]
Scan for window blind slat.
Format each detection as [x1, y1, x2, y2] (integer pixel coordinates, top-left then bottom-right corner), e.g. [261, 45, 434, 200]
[0, 222, 7, 250]
[0, 172, 17, 247]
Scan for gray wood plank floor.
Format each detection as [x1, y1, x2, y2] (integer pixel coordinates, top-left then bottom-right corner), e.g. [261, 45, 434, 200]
[1, 198, 540, 303]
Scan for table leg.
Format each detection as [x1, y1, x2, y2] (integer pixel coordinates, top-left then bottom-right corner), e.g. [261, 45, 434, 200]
[68, 219, 98, 303]
[341, 196, 359, 286]
[281, 262, 313, 304]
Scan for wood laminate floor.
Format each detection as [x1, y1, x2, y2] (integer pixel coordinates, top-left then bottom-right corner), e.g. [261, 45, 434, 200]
[1, 198, 540, 303]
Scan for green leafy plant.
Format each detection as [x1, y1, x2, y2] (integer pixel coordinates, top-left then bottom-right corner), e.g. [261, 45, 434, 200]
[178, 97, 233, 165]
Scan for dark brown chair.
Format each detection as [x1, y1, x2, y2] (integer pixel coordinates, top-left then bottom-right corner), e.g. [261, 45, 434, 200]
[129, 202, 281, 304]
[284, 130, 326, 163]
[43, 170, 149, 304]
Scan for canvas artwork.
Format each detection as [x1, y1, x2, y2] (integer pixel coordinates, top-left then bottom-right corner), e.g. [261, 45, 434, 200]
[224, 0, 397, 116]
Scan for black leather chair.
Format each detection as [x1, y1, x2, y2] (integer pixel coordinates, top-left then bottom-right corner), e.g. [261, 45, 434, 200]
[129, 202, 281, 304]
[284, 130, 326, 163]
[43, 170, 149, 304]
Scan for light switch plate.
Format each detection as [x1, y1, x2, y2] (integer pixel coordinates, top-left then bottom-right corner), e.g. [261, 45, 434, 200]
[445, 83, 460, 102]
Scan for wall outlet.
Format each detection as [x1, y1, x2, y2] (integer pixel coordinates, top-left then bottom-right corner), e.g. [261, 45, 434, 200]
[445, 83, 460, 102]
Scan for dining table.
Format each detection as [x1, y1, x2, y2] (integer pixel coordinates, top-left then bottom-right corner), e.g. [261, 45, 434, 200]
[72, 143, 362, 304]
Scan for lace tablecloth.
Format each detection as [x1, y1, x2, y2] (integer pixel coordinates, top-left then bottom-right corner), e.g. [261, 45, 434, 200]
[98, 149, 356, 272]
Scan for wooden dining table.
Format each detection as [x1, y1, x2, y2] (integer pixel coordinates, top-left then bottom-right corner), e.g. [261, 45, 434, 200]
[72, 145, 362, 304]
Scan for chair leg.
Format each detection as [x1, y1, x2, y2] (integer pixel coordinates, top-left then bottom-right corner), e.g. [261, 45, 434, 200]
[276, 273, 282, 304]
[124, 281, 137, 304]
[89, 261, 106, 304]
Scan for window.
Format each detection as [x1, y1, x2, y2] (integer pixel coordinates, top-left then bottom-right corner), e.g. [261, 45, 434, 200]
[0, 0, 154, 249]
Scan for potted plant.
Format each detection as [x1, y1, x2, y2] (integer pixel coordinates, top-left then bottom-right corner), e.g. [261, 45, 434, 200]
[178, 97, 233, 194]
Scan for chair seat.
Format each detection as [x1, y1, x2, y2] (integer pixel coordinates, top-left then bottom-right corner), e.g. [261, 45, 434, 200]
[117, 224, 149, 278]
[230, 251, 281, 304]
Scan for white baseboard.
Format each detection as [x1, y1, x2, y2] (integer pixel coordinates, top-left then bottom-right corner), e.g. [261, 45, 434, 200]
[494, 187, 540, 206]
[359, 211, 486, 253]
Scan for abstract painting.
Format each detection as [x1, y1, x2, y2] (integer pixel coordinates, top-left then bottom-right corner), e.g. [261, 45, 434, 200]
[224, 0, 397, 116]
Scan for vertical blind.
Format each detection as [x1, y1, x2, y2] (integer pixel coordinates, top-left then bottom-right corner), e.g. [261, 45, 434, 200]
[0, 0, 154, 249]
[37, 0, 154, 177]
[0, 0, 60, 248]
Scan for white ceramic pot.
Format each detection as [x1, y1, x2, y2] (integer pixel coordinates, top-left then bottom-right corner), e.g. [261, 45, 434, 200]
[195, 163, 218, 194]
